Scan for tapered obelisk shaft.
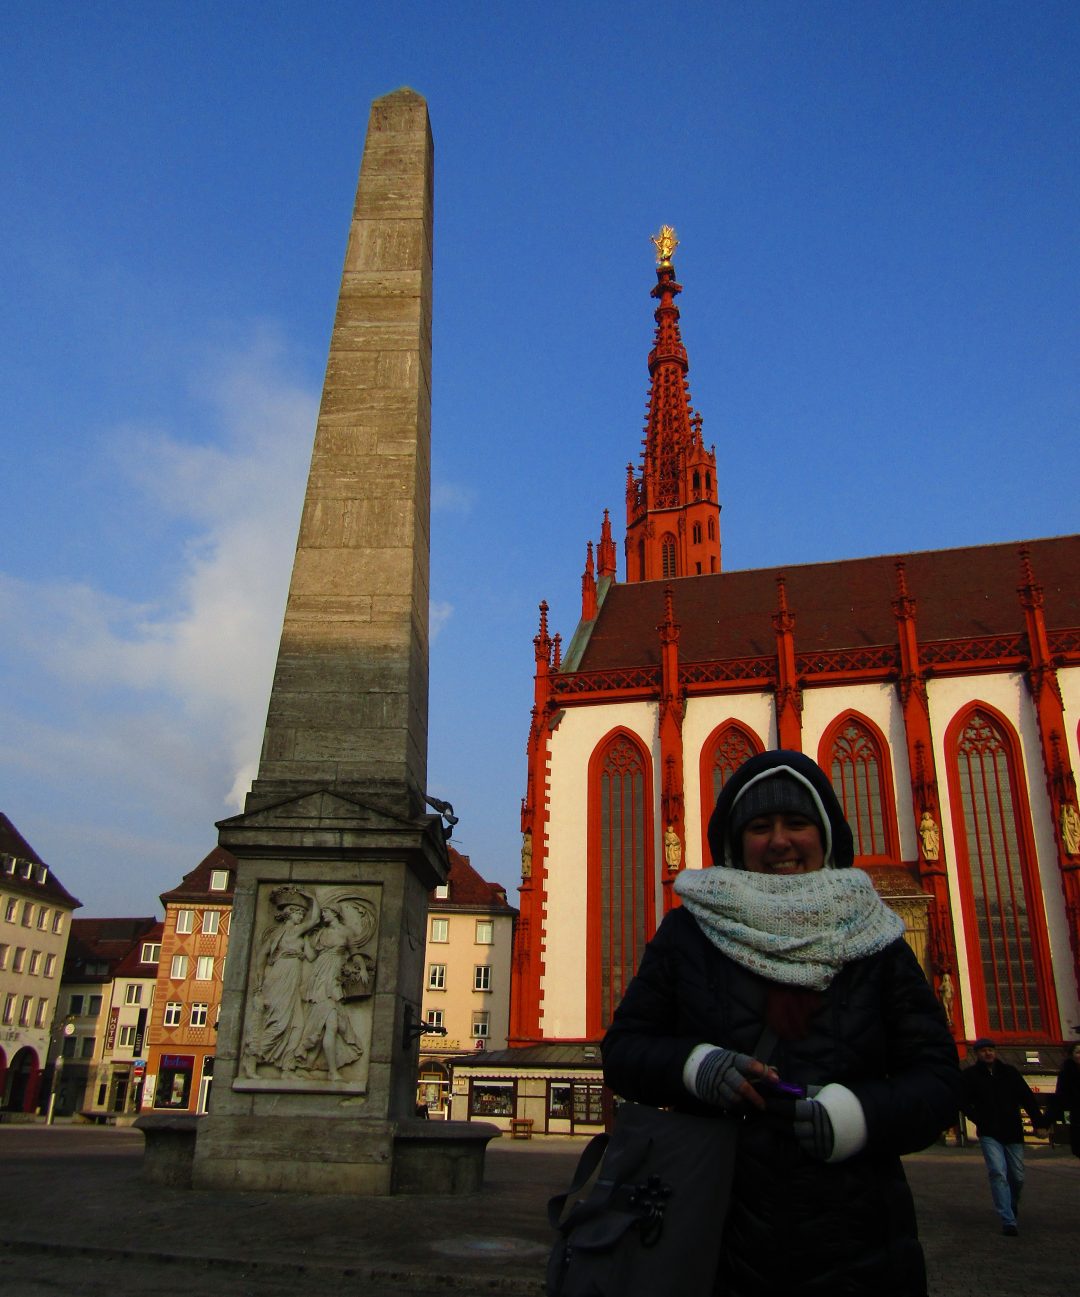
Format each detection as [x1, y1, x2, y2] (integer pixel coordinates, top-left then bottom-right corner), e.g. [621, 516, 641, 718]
[252, 87, 434, 819]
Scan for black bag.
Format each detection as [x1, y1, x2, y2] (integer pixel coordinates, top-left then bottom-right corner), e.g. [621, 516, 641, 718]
[546, 1102, 741, 1297]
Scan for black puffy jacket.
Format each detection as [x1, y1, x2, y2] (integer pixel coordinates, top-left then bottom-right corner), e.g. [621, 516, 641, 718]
[602, 905, 961, 1297]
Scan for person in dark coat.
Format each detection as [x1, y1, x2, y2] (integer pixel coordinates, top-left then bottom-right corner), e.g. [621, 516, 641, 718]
[602, 749, 961, 1297]
[960, 1037, 1047, 1234]
[1051, 1042, 1080, 1158]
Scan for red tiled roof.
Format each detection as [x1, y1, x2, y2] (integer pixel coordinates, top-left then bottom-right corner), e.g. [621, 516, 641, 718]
[113, 920, 164, 976]
[577, 535, 1080, 670]
[65, 916, 158, 980]
[0, 813, 82, 909]
[159, 846, 238, 906]
[430, 846, 517, 913]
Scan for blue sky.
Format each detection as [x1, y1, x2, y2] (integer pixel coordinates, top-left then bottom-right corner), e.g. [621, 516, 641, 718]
[2, 2, 1077, 916]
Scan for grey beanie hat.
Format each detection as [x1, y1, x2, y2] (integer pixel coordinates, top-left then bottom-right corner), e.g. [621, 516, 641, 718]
[728, 772, 825, 863]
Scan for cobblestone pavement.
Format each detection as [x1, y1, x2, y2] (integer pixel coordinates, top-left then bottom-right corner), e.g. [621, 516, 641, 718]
[0, 1125, 1076, 1296]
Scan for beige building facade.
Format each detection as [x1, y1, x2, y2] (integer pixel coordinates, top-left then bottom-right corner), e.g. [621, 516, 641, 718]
[416, 848, 516, 1117]
[0, 815, 80, 1114]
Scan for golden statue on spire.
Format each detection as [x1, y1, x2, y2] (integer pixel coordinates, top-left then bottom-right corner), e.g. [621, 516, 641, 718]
[651, 225, 679, 266]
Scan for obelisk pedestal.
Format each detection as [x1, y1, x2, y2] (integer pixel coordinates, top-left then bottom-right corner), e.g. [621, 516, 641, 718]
[189, 89, 494, 1195]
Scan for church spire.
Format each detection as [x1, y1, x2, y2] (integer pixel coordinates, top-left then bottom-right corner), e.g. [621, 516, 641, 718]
[625, 228, 721, 583]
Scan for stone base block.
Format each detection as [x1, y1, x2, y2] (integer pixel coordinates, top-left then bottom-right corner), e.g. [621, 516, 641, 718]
[135, 1113, 200, 1187]
[192, 1114, 396, 1195]
[391, 1119, 500, 1194]
[190, 1114, 499, 1196]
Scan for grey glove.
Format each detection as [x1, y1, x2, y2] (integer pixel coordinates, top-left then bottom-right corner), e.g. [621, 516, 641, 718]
[695, 1047, 767, 1110]
[793, 1097, 834, 1160]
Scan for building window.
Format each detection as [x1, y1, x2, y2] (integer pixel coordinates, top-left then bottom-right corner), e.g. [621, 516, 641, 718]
[661, 534, 678, 579]
[141, 942, 161, 964]
[69, 993, 84, 1015]
[19, 996, 32, 1026]
[4, 898, 16, 922]
[28, 950, 41, 975]
[118, 1025, 137, 1048]
[708, 516, 716, 540]
[61, 1033, 76, 1058]
[475, 920, 494, 945]
[52, 912, 63, 934]
[36, 908, 49, 930]
[950, 709, 1047, 1036]
[35, 998, 49, 1028]
[80, 1035, 95, 1059]
[21, 902, 33, 927]
[469, 1081, 515, 1117]
[434, 883, 449, 900]
[430, 917, 449, 943]
[125, 984, 143, 1005]
[0, 943, 7, 969]
[589, 732, 654, 1033]
[170, 954, 189, 980]
[826, 717, 894, 861]
[195, 956, 215, 981]
[88, 994, 102, 1016]
[209, 869, 229, 891]
[424, 1008, 444, 1030]
[163, 1002, 182, 1028]
[427, 964, 446, 990]
[190, 1003, 209, 1028]
[2, 993, 15, 1024]
[176, 910, 195, 935]
[549, 1083, 572, 1119]
[43, 952, 56, 977]
[474, 965, 492, 992]
[13, 947, 26, 972]
[692, 522, 702, 545]
[472, 1010, 490, 1039]
[202, 911, 220, 935]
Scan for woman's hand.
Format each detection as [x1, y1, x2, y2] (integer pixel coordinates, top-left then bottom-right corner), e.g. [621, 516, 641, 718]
[695, 1047, 779, 1111]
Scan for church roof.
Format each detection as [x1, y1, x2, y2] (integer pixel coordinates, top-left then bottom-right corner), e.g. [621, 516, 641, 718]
[575, 534, 1080, 670]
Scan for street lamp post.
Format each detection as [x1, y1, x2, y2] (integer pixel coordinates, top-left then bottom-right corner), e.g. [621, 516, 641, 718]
[45, 1020, 75, 1125]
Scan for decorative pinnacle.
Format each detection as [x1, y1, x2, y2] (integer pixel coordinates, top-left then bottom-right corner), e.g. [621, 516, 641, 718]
[650, 225, 679, 266]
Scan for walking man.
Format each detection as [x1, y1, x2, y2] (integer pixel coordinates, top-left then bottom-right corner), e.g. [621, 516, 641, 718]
[960, 1038, 1047, 1235]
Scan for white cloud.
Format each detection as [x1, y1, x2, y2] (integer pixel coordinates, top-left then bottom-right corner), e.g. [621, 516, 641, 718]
[432, 481, 475, 514]
[1, 333, 315, 848]
[429, 599, 454, 642]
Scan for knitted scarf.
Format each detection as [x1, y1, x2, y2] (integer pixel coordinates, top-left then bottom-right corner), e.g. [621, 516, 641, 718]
[674, 866, 906, 991]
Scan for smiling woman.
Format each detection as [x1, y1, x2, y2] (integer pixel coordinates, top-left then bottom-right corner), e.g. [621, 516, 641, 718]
[602, 748, 961, 1297]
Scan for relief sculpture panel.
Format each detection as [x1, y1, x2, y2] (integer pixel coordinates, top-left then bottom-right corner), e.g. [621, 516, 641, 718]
[237, 883, 379, 1092]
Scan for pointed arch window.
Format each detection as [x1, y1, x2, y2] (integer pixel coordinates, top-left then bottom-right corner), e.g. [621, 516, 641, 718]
[661, 535, 677, 579]
[823, 716, 896, 862]
[950, 709, 1048, 1037]
[707, 517, 715, 541]
[589, 732, 654, 1033]
[692, 522, 702, 545]
[700, 723, 763, 866]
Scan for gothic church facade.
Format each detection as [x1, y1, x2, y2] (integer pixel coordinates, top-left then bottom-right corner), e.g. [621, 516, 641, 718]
[510, 239, 1080, 1060]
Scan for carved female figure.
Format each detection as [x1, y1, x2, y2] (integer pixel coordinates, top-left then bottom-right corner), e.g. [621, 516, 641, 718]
[242, 886, 319, 1077]
[294, 900, 366, 1082]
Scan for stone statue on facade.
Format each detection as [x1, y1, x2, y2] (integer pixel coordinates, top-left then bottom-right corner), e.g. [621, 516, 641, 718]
[664, 824, 683, 871]
[918, 811, 940, 861]
[938, 971, 955, 1028]
[521, 830, 532, 879]
[1061, 802, 1080, 856]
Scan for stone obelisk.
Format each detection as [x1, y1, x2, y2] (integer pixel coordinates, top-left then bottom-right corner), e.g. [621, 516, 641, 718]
[192, 89, 487, 1195]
